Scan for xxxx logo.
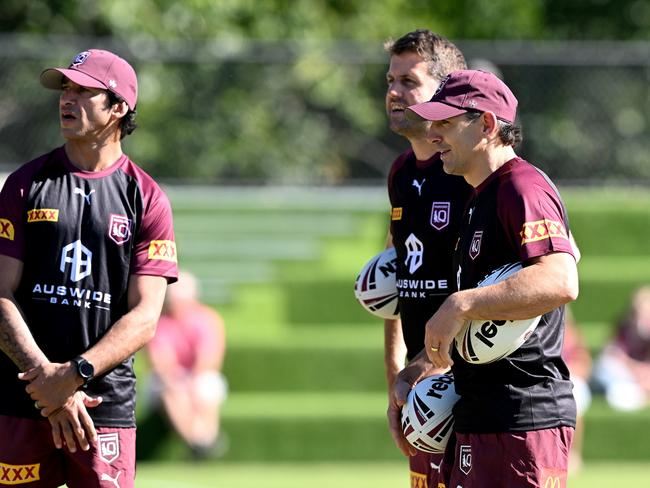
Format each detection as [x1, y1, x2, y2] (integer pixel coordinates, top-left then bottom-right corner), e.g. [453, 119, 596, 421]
[148, 240, 177, 263]
[0, 219, 14, 241]
[0, 462, 40, 485]
[27, 208, 59, 223]
[520, 219, 567, 245]
[409, 471, 426, 488]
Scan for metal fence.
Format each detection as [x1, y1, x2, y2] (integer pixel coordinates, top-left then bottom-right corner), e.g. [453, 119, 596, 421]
[0, 34, 649, 185]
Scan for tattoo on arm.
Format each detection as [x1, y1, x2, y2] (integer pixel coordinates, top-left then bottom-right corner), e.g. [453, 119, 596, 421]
[0, 298, 45, 370]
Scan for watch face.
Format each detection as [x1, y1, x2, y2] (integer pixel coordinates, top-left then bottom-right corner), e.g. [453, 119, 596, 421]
[78, 360, 94, 379]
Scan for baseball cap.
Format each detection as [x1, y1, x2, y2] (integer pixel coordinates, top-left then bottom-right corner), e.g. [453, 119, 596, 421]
[40, 49, 138, 110]
[407, 69, 517, 124]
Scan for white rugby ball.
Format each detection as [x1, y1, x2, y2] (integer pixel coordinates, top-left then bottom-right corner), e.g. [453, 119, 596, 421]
[354, 248, 399, 319]
[401, 372, 460, 453]
[454, 262, 541, 364]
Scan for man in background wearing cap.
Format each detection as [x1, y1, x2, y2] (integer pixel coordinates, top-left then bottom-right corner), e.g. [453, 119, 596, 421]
[382, 30, 472, 488]
[410, 70, 579, 487]
[0, 49, 177, 487]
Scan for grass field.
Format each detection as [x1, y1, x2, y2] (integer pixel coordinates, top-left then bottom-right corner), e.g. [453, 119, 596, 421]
[134, 460, 650, 488]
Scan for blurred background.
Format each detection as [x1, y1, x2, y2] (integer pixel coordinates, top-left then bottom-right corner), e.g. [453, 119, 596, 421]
[1, 1, 649, 486]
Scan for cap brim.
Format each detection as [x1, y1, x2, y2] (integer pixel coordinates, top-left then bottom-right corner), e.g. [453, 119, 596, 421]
[40, 68, 107, 91]
[406, 101, 468, 122]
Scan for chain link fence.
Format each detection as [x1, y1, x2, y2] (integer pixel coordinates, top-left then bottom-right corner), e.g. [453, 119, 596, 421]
[0, 34, 649, 185]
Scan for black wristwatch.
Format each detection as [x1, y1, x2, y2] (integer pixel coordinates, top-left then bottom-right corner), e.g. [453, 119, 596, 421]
[72, 356, 95, 385]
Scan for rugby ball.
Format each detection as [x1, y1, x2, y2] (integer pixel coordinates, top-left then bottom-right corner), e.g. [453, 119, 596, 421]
[354, 248, 399, 319]
[454, 262, 541, 364]
[401, 372, 460, 453]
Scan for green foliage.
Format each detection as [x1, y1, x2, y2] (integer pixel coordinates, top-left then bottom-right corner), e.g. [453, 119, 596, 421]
[2, 1, 647, 183]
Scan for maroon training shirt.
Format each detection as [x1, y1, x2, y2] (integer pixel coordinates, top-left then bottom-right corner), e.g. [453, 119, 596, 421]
[451, 157, 577, 433]
[388, 150, 472, 360]
[0, 146, 177, 427]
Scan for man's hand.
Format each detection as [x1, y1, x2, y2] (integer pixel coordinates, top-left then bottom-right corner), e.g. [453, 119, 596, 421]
[47, 391, 102, 453]
[387, 375, 417, 457]
[387, 351, 447, 457]
[19, 361, 82, 413]
[425, 295, 466, 369]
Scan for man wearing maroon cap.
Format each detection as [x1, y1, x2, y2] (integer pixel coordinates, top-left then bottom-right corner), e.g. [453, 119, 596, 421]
[409, 70, 580, 487]
[0, 49, 177, 487]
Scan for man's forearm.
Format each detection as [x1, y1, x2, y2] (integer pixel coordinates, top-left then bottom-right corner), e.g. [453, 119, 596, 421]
[452, 253, 579, 322]
[0, 296, 48, 370]
[384, 318, 406, 388]
[82, 306, 160, 377]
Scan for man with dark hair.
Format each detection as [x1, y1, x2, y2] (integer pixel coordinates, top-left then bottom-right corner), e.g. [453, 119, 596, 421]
[383, 30, 472, 487]
[0, 48, 177, 487]
[410, 69, 579, 487]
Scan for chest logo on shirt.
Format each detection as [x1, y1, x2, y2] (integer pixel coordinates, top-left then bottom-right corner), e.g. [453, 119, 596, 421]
[430, 202, 450, 230]
[391, 207, 402, 221]
[520, 219, 568, 245]
[60, 240, 92, 282]
[109, 214, 133, 245]
[0, 218, 14, 241]
[73, 187, 95, 205]
[27, 208, 59, 223]
[148, 240, 177, 263]
[404, 233, 423, 274]
[412, 178, 425, 196]
[469, 231, 483, 260]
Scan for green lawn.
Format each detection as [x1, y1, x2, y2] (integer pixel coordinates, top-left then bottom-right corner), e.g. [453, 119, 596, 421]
[134, 461, 650, 488]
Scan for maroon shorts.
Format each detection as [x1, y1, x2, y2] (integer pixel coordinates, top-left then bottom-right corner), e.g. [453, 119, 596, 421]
[409, 449, 444, 488]
[439, 427, 573, 488]
[0, 415, 135, 488]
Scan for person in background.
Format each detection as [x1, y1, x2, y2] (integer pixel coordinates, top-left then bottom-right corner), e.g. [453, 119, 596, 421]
[593, 286, 650, 411]
[146, 270, 227, 459]
[383, 29, 471, 487]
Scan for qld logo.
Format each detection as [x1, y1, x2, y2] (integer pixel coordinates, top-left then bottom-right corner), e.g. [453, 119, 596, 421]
[459, 444, 472, 475]
[430, 202, 450, 230]
[98, 433, 120, 464]
[109, 215, 133, 245]
[71, 51, 90, 66]
[469, 231, 483, 260]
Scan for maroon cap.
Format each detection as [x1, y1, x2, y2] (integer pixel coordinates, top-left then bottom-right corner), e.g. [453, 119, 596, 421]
[407, 69, 517, 123]
[40, 49, 138, 110]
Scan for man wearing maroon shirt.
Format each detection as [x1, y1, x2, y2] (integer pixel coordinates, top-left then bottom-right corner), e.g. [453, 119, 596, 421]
[0, 49, 177, 487]
[383, 30, 471, 488]
[408, 70, 579, 487]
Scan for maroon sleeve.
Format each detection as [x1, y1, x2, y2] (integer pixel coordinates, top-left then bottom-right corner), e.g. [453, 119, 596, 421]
[0, 160, 43, 260]
[498, 173, 574, 262]
[129, 171, 178, 283]
[387, 150, 411, 221]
